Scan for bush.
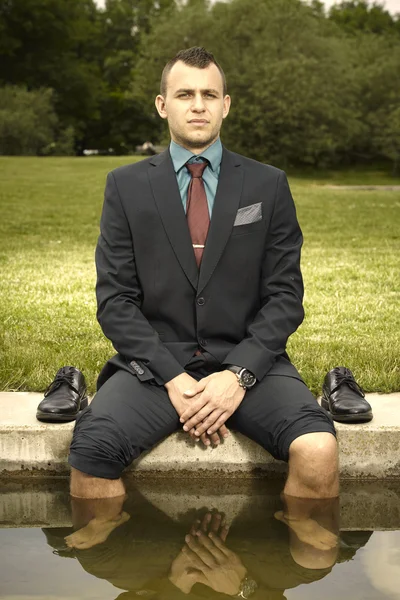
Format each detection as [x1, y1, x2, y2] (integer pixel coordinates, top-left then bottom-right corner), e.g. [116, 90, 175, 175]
[0, 86, 59, 155]
[41, 126, 75, 156]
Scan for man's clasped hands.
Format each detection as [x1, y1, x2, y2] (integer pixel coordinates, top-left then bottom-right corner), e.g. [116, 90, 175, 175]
[165, 370, 246, 447]
[168, 511, 247, 596]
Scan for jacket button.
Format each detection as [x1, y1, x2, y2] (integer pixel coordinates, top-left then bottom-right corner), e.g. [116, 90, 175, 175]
[197, 297, 205, 306]
[199, 338, 207, 346]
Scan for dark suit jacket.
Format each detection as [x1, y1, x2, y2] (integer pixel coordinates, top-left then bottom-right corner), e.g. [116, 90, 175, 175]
[95, 146, 305, 389]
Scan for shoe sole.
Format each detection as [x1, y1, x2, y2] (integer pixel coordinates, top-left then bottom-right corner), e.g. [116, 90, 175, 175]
[321, 393, 373, 423]
[36, 396, 88, 423]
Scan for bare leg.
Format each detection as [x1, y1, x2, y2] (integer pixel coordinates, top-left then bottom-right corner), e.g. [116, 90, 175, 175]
[275, 432, 339, 568]
[284, 432, 339, 499]
[70, 466, 126, 499]
[66, 467, 129, 549]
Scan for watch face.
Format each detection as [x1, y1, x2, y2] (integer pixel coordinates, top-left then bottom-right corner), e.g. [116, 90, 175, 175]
[242, 371, 256, 388]
[242, 578, 258, 597]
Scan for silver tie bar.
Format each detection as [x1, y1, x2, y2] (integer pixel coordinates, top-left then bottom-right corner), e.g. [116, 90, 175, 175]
[193, 244, 205, 248]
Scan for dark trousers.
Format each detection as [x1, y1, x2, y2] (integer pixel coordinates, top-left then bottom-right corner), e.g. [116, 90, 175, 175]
[69, 352, 336, 479]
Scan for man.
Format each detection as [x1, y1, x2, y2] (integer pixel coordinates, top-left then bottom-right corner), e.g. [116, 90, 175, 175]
[68, 46, 338, 503]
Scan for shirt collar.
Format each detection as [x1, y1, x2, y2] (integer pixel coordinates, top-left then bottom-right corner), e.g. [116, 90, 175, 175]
[169, 138, 223, 174]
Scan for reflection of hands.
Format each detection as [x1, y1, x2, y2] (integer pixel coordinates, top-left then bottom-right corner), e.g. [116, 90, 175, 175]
[169, 512, 247, 596]
[169, 514, 221, 594]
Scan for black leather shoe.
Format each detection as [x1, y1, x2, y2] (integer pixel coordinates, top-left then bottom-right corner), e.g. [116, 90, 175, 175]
[322, 367, 372, 423]
[36, 366, 88, 422]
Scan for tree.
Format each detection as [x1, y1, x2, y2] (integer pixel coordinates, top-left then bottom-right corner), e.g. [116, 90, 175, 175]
[0, 0, 104, 147]
[347, 33, 400, 170]
[131, 0, 363, 167]
[328, 1, 400, 36]
[0, 86, 59, 155]
[84, 0, 176, 153]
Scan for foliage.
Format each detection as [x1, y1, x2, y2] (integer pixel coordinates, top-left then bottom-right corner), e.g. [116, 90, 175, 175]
[0, 0, 399, 168]
[328, 0, 400, 36]
[0, 85, 58, 155]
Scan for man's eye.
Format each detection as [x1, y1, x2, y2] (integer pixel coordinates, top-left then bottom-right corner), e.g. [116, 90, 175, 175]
[205, 93, 216, 98]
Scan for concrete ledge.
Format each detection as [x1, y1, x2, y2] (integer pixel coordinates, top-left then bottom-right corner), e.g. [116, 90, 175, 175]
[0, 392, 399, 478]
[1, 479, 399, 530]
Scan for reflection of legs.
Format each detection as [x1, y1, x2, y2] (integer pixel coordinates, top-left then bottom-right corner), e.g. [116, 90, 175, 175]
[275, 495, 339, 569]
[65, 496, 130, 550]
[67, 370, 180, 547]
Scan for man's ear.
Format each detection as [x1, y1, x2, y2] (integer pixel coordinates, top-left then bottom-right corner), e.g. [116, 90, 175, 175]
[222, 95, 231, 120]
[155, 95, 168, 119]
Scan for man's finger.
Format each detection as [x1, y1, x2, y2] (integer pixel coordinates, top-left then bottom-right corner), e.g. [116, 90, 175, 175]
[187, 421, 212, 446]
[195, 530, 226, 562]
[182, 401, 215, 431]
[189, 519, 201, 536]
[208, 431, 221, 446]
[200, 513, 212, 532]
[182, 543, 209, 569]
[219, 424, 230, 438]
[180, 395, 209, 424]
[189, 427, 201, 443]
[205, 412, 230, 435]
[210, 512, 222, 533]
[194, 409, 224, 436]
[220, 523, 230, 543]
[208, 532, 232, 557]
[184, 534, 217, 568]
[200, 432, 211, 446]
[184, 378, 208, 397]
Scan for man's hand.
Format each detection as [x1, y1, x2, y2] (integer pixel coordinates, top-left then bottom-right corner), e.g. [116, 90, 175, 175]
[179, 371, 246, 437]
[169, 512, 231, 594]
[177, 512, 247, 596]
[165, 372, 229, 446]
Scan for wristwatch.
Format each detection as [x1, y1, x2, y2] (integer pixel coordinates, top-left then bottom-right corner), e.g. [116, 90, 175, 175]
[226, 365, 257, 390]
[236, 575, 258, 598]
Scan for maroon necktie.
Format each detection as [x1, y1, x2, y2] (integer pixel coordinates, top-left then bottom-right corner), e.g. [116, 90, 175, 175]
[186, 160, 210, 267]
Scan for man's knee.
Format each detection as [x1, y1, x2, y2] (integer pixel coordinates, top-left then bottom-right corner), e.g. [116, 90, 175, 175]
[289, 432, 338, 465]
[287, 432, 339, 497]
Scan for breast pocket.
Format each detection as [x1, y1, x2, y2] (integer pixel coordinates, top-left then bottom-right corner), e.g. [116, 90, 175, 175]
[231, 202, 264, 236]
[231, 219, 265, 237]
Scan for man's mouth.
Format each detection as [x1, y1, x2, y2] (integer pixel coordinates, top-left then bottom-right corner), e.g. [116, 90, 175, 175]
[189, 119, 209, 125]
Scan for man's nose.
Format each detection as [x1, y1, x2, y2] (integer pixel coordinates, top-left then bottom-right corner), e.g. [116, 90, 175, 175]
[191, 94, 206, 111]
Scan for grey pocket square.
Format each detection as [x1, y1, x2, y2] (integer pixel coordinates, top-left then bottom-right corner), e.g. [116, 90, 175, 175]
[233, 202, 262, 226]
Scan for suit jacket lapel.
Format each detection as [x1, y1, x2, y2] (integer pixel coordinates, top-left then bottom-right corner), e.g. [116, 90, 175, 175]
[197, 148, 243, 294]
[148, 149, 198, 290]
[148, 147, 243, 294]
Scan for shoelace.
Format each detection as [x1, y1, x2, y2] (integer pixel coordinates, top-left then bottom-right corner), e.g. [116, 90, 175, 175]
[44, 369, 79, 397]
[331, 368, 365, 397]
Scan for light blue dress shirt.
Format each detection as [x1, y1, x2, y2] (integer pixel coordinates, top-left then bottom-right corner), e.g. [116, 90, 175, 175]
[169, 138, 222, 217]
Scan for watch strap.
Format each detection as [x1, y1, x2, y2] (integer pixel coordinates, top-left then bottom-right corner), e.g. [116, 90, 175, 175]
[226, 365, 243, 375]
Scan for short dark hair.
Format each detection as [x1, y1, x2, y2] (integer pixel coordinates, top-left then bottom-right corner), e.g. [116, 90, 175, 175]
[160, 46, 227, 97]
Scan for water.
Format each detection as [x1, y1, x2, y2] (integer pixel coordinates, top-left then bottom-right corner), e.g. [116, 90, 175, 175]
[0, 479, 399, 599]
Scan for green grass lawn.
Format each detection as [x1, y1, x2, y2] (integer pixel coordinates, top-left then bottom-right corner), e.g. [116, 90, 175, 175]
[0, 156, 399, 396]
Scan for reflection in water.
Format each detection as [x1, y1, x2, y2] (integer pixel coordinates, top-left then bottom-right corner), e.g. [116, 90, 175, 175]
[362, 531, 400, 599]
[41, 487, 371, 600]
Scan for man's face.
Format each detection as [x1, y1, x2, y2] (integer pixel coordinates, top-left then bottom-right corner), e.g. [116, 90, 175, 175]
[155, 61, 231, 152]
